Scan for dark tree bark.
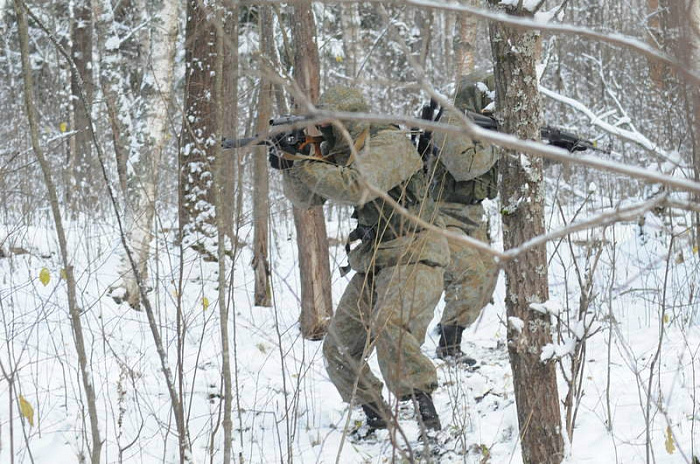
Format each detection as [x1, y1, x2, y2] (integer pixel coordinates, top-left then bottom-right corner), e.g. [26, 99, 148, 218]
[290, 1, 333, 340]
[180, 0, 218, 239]
[489, 4, 565, 464]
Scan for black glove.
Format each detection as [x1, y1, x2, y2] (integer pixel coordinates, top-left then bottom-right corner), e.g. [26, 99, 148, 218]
[269, 150, 294, 170]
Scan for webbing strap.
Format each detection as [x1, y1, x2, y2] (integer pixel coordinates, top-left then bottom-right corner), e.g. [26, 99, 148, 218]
[344, 127, 369, 166]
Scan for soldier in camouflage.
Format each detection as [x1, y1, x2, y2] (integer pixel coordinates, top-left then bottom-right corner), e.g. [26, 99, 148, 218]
[427, 71, 500, 365]
[273, 86, 450, 432]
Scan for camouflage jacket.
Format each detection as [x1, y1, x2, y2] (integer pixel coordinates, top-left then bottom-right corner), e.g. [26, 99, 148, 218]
[283, 124, 449, 273]
[428, 71, 498, 206]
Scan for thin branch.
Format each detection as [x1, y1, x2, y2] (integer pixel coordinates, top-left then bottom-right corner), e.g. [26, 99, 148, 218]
[238, 0, 700, 86]
[270, 109, 700, 195]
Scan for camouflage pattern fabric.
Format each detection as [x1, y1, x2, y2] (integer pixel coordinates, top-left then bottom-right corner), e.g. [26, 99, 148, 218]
[427, 72, 500, 330]
[281, 85, 449, 405]
[323, 263, 443, 403]
[438, 202, 498, 328]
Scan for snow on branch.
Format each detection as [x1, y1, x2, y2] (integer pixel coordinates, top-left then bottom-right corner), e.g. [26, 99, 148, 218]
[309, 110, 700, 196]
[529, 299, 563, 315]
[539, 86, 681, 167]
[240, 0, 700, 86]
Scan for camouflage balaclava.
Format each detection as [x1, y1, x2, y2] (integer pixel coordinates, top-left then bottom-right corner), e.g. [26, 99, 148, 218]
[317, 86, 370, 158]
[454, 71, 495, 114]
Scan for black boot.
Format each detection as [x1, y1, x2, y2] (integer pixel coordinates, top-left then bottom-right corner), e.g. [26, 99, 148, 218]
[413, 391, 441, 431]
[361, 402, 389, 431]
[436, 324, 477, 366]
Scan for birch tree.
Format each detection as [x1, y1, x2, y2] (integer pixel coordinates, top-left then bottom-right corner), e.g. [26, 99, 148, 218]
[106, 0, 180, 309]
[14, 2, 102, 462]
[488, 2, 565, 463]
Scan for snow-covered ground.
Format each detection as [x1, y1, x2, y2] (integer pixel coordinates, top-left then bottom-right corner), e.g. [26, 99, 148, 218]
[1, 184, 699, 463]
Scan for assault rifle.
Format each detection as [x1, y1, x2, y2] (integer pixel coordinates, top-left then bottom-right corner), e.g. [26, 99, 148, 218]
[222, 115, 323, 156]
[416, 100, 607, 155]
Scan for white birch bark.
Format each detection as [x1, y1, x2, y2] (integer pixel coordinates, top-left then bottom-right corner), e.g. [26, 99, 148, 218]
[118, 1, 180, 309]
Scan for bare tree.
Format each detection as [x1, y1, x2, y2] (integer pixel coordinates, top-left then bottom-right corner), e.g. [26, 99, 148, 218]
[688, 0, 700, 248]
[180, 0, 218, 244]
[92, 0, 180, 310]
[14, 2, 102, 462]
[455, 0, 478, 76]
[290, 1, 333, 340]
[340, 3, 361, 80]
[68, 0, 94, 208]
[488, 2, 565, 463]
[213, 7, 234, 462]
[120, 0, 179, 309]
[92, 0, 130, 195]
[252, 5, 274, 308]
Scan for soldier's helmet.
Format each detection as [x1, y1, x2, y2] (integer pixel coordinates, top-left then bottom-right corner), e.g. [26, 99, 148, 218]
[455, 71, 495, 114]
[317, 86, 369, 154]
[318, 86, 369, 113]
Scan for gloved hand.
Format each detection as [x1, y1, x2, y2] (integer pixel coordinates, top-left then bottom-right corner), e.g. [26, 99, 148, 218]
[268, 150, 294, 170]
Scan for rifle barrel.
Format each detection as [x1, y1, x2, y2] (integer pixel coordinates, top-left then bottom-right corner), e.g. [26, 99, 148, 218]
[221, 136, 260, 149]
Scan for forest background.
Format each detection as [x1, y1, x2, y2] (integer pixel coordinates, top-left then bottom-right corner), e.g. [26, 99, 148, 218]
[0, 0, 699, 463]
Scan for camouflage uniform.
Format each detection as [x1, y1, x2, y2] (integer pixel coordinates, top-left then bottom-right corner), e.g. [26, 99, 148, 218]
[427, 72, 499, 359]
[281, 87, 449, 423]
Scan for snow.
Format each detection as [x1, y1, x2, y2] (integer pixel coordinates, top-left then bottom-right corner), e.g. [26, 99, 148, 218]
[499, 0, 542, 12]
[540, 338, 576, 362]
[1, 183, 699, 463]
[509, 316, 525, 333]
[105, 36, 121, 51]
[529, 299, 562, 315]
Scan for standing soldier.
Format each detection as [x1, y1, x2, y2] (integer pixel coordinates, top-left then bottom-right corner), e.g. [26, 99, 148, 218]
[271, 86, 450, 433]
[425, 71, 500, 365]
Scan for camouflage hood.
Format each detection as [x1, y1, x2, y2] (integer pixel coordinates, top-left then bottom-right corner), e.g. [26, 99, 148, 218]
[454, 71, 495, 113]
[318, 86, 370, 113]
[318, 86, 371, 159]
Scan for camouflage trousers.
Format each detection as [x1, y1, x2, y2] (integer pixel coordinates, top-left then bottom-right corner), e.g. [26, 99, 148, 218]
[322, 263, 444, 405]
[439, 203, 499, 328]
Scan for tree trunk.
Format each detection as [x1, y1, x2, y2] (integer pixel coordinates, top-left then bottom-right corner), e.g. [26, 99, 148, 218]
[688, 0, 700, 248]
[68, 0, 94, 209]
[221, 6, 238, 242]
[455, 0, 478, 77]
[92, 0, 131, 196]
[112, 0, 179, 310]
[412, 8, 433, 70]
[290, 1, 333, 340]
[489, 5, 565, 464]
[340, 3, 360, 80]
[211, 9, 234, 462]
[647, 0, 666, 88]
[253, 6, 274, 308]
[180, 0, 218, 243]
